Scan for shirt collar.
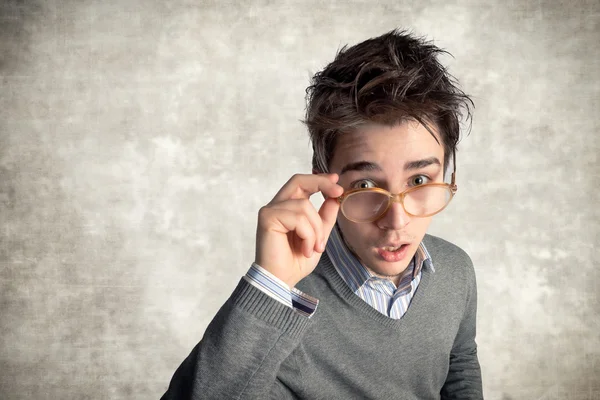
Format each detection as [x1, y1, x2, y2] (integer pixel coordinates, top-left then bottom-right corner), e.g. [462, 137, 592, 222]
[325, 224, 434, 292]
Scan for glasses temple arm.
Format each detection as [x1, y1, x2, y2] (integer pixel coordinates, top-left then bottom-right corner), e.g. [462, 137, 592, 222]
[450, 148, 457, 192]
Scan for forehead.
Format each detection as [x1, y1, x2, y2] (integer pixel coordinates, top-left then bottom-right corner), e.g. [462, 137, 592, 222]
[330, 121, 444, 170]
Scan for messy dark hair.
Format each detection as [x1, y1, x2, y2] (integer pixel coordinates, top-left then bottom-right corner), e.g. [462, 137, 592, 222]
[304, 29, 473, 174]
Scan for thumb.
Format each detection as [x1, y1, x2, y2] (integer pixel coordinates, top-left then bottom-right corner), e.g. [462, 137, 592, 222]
[318, 197, 340, 245]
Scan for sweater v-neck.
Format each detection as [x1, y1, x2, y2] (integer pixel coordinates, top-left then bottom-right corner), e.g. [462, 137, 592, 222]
[316, 253, 433, 330]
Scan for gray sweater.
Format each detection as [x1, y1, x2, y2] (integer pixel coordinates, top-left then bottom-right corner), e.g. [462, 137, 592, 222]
[162, 234, 483, 399]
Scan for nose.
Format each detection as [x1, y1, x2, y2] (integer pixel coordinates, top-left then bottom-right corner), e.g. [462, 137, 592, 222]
[376, 199, 411, 230]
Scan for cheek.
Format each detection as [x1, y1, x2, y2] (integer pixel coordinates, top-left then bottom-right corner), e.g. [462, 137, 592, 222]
[337, 216, 377, 248]
[412, 217, 433, 237]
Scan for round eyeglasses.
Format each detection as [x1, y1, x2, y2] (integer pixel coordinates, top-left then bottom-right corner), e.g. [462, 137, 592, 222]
[337, 183, 456, 223]
[336, 156, 458, 223]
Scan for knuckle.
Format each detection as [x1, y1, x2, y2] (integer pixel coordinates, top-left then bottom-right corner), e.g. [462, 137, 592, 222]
[290, 173, 303, 183]
[297, 213, 308, 226]
[300, 198, 313, 213]
[298, 215, 313, 234]
[257, 205, 272, 220]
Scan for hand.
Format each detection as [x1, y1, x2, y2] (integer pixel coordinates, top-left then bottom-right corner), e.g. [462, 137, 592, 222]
[255, 173, 344, 288]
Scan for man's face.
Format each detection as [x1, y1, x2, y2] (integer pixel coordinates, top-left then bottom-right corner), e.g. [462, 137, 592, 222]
[328, 121, 445, 281]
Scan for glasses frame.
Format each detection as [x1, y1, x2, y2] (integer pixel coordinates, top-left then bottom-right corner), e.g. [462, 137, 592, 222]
[336, 149, 458, 223]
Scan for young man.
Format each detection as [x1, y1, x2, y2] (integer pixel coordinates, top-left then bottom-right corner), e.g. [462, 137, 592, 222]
[162, 29, 483, 399]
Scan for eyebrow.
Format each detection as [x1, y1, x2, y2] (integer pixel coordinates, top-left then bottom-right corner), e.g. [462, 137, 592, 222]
[404, 157, 441, 171]
[339, 157, 441, 175]
[339, 161, 382, 175]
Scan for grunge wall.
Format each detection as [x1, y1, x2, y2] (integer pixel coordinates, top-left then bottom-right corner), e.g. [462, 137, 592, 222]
[1, 1, 598, 398]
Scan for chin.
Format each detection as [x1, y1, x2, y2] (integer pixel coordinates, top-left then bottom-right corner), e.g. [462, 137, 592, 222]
[369, 259, 412, 277]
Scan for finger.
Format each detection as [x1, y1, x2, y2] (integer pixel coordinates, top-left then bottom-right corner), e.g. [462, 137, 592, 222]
[318, 197, 341, 250]
[271, 173, 343, 203]
[265, 209, 317, 258]
[270, 199, 324, 253]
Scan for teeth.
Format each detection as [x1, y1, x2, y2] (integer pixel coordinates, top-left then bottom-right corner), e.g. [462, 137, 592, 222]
[383, 246, 401, 251]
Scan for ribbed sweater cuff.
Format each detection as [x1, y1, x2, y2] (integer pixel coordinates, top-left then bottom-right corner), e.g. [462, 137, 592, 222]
[231, 278, 311, 339]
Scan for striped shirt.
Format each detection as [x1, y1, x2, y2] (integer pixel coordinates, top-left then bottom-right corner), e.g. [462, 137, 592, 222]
[244, 225, 434, 319]
[326, 225, 434, 319]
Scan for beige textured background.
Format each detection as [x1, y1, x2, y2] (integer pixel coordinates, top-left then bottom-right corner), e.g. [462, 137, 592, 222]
[1, 0, 599, 399]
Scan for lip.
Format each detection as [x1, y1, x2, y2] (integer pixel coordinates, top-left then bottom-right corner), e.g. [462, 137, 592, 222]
[375, 243, 411, 262]
[377, 241, 411, 249]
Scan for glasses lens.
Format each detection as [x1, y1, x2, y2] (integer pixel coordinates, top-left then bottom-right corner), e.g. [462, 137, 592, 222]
[341, 191, 389, 222]
[403, 185, 452, 216]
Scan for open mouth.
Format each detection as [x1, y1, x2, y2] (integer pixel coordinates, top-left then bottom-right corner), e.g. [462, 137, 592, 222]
[377, 244, 410, 262]
[381, 245, 406, 252]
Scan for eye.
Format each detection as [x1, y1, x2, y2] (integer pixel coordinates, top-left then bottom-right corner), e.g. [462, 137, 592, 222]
[351, 179, 377, 189]
[409, 175, 430, 186]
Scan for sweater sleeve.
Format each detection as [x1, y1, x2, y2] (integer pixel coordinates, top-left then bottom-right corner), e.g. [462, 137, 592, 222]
[440, 258, 484, 399]
[245, 263, 319, 317]
[160, 278, 311, 400]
